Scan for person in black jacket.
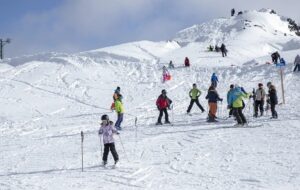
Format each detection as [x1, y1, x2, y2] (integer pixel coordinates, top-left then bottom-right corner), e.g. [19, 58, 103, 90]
[271, 51, 280, 64]
[231, 8, 235, 16]
[268, 85, 278, 118]
[220, 44, 227, 57]
[205, 86, 223, 122]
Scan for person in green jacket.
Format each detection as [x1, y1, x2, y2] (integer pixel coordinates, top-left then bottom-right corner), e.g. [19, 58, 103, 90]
[187, 83, 205, 114]
[228, 86, 250, 126]
[114, 95, 124, 130]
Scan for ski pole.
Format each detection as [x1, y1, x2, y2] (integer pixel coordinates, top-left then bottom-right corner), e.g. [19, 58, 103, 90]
[99, 135, 103, 157]
[118, 135, 129, 162]
[81, 131, 84, 172]
[135, 117, 138, 141]
[172, 104, 174, 124]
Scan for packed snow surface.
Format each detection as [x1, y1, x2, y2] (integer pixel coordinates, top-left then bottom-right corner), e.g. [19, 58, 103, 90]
[0, 9, 300, 190]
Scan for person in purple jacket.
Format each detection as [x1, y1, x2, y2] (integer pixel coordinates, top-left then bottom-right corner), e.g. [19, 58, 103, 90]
[99, 114, 119, 166]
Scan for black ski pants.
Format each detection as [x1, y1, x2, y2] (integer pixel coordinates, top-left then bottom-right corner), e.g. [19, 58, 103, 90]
[255, 100, 264, 116]
[103, 143, 119, 162]
[222, 50, 227, 57]
[294, 64, 300, 72]
[233, 107, 247, 124]
[187, 98, 205, 113]
[270, 103, 278, 118]
[158, 108, 169, 123]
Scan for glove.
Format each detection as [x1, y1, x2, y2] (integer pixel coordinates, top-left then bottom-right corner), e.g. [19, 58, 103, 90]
[227, 105, 231, 109]
[190, 96, 192, 98]
[220, 98, 223, 102]
[168, 106, 171, 110]
[157, 106, 160, 110]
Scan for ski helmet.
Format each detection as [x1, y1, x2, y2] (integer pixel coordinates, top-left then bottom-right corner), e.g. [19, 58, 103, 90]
[101, 114, 109, 121]
[193, 83, 197, 87]
[258, 83, 263, 87]
[161, 89, 167, 94]
[267, 82, 272, 87]
[116, 86, 120, 91]
[230, 84, 234, 89]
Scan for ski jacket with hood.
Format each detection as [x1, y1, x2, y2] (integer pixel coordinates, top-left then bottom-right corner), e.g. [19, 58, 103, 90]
[114, 99, 124, 114]
[99, 121, 118, 144]
[211, 74, 218, 82]
[206, 90, 222, 103]
[228, 87, 250, 108]
[269, 89, 278, 105]
[156, 95, 172, 109]
[255, 88, 266, 101]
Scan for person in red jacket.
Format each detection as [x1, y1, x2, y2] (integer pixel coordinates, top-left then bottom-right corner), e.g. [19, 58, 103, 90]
[156, 89, 172, 125]
[184, 57, 190, 67]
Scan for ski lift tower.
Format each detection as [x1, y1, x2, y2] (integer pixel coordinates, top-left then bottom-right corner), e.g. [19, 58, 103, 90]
[0, 38, 11, 59]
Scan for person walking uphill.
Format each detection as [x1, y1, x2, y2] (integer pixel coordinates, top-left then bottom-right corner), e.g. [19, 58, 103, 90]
[211, 73, 219, 88]
[254, 83, 266, 117]
[206, 86, 223, 122]
[114, 95, 124, 130]
[187, 84, 205, 114]
[99, 114, 119, 166]
[228, 86, 250, 126]
[156, 89, 172, 125]
[293, 54, 300, 72]
[220, 43, 227, 57]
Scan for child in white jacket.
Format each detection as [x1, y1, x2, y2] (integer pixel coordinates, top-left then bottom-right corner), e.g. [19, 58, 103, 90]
[99, 114, 119, 166]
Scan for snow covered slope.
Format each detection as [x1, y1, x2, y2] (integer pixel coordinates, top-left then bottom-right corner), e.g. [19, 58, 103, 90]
[0, 9, 300, 190]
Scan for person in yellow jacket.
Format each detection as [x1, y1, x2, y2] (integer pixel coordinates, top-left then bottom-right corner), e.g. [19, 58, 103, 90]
[187, 84, 205, 114]
[114, 95, 124, 130]
[228, 86, 250, 126]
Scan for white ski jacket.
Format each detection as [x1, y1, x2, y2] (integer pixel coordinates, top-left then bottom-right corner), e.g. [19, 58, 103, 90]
[99, 122, 118, 144]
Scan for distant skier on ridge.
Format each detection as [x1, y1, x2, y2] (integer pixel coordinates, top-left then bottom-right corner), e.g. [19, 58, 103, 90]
[184, 57, 190, 67]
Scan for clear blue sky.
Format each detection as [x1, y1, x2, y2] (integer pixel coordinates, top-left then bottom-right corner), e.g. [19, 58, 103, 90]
[1, 0, 299, 58]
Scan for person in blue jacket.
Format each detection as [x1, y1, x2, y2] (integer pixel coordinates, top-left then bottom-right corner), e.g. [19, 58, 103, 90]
[211, 73, 219, 88]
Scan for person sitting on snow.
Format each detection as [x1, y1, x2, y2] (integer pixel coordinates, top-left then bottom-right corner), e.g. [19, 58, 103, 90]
[168, 60, 175, 69]
[162, 66, 171, 82]
[184, 57, 190, 67]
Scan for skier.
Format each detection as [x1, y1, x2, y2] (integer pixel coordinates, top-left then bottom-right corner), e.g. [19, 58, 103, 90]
[111, 86, 122, 110]
[184, 57, 190, 67]
[228, 86, 250, 126]
[156, 89, 172, 125]
[186, 83, 205, 114]
[162, 66, 171, 83]
[265, 82, 272, 112]
[268, 84, 278, 119]
[169, 60, 175, 69]
[271, 51, 280, 64]
[211, 73, 219, 88]
[293, 54, 300, 72]
[205, 86, 223, 122]
[227, 84, 235, 117]
[254, 83, 266, 117]
[220, 43, 227, 57]
[114, 95, 124, 130]
[231, 8, 235, 16]
[98, 114, 119, 166]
